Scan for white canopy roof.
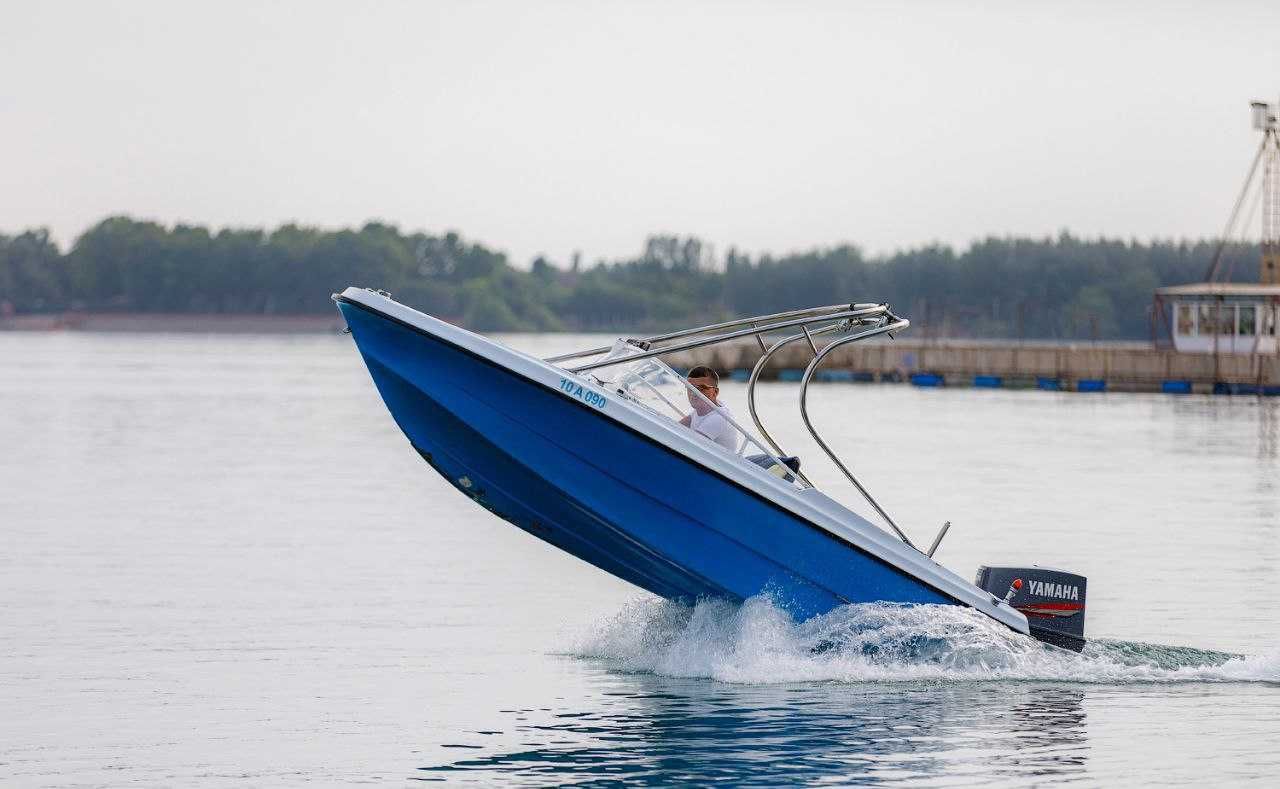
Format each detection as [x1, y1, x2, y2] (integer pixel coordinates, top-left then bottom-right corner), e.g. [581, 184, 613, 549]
[1155, 282, 1280, 297]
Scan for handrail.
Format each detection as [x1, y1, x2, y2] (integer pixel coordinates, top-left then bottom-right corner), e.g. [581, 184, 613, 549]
[545, 302, 883, 364]
[747, 333, 809, 458]
[798, 316, 918, 549]
[566, 305, 889, 373]
[743, 322, 857, 487]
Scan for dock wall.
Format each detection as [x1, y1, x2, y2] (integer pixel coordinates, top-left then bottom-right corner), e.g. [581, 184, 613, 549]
[664, 339, 1280, 395]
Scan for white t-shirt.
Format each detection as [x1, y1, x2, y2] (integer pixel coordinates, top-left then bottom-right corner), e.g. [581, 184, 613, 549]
[689, 403, 741, 453]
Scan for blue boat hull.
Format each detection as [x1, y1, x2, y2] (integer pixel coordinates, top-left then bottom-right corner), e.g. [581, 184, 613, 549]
[339, 300, 954, 620]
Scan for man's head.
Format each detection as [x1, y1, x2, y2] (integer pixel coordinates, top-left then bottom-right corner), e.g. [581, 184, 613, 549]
[686, 365, 720, 414]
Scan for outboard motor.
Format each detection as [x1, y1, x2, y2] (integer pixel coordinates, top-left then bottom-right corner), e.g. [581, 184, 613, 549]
[976, 566, 1087, 652]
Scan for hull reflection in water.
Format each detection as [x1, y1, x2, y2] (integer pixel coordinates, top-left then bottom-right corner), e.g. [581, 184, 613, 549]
[421, 677, 1089, 785]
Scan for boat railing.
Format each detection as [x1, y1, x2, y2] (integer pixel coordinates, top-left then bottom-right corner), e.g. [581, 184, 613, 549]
[546, 303, 925, 551]
[545, 303, 890, 369]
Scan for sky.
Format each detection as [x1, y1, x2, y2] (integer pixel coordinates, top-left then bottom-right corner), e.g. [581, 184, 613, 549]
[3, 0, 1279, 267]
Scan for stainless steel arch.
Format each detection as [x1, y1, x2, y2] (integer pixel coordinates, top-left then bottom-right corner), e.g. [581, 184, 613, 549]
[564, 305, 889, 373]
[744, 322, 855, 487]
[797, 316, 917, 549]
[547, 303, 883, 365]
[746, 331, 809, 458]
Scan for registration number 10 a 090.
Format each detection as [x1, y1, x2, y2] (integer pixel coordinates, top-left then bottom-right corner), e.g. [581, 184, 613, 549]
[559, 378, 606, 409]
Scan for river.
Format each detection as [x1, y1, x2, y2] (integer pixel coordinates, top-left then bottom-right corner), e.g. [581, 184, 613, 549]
[2, 331, 1278, 786]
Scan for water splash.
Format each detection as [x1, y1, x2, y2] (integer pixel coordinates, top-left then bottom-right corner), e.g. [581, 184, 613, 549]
[570, 596, 1279, 684]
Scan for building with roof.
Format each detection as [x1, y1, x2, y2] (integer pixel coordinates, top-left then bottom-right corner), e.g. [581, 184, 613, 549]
[1154, 282, 1280, 354]
[1153, 98, 1280, 355]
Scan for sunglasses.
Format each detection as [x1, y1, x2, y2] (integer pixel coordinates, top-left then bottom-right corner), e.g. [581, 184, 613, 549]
[691, 382, 717, 393]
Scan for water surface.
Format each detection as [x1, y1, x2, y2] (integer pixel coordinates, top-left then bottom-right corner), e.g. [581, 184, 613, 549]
[2, 332, 1278, 786]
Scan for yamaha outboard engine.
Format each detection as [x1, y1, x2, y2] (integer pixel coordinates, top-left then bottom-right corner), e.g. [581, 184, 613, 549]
[976, 566, 1087, 652]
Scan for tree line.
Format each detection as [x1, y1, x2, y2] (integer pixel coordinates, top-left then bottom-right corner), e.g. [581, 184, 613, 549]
[0, 215, 1257, 338]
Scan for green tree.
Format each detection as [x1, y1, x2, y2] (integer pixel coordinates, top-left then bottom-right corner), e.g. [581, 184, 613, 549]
[0, 215, 1253, 337]
[0, 229, 65, 312]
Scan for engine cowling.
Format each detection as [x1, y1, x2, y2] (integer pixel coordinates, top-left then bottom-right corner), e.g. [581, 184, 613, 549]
[976, 565, 1087, 652]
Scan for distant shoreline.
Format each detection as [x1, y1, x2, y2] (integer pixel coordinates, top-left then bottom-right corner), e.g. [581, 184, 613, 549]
[0, 312, 1159, 344]
[0, 313, 345, 333]
[3, 216, 1253, 339]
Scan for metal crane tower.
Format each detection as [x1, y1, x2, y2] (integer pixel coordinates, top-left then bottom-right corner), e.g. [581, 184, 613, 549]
[1205, 98, 1280, 284]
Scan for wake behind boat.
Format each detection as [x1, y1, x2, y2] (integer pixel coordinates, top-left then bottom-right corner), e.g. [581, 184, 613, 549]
[335, 287, 1089, 652]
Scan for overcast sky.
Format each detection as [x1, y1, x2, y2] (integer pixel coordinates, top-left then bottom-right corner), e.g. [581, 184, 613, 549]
[4, 1, 1279, 266]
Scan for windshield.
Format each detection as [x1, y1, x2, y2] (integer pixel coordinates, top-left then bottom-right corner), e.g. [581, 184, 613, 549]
[585, 340, 808, 488]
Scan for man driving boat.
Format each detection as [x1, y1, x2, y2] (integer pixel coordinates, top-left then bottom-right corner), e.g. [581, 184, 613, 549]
[678, 365, 740, 452]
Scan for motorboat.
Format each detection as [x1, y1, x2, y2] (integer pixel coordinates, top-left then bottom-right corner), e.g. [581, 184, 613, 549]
[334, 287, 1088, 652]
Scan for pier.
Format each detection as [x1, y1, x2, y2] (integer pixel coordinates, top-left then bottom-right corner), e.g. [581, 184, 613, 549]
[666, 338, 1280, 395]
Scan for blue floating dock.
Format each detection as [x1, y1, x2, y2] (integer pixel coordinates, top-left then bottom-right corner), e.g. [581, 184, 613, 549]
[729, 369, 751, 382]
[910, 373, 944, 387]
[814, 369, 856, 383]
[1077, 379, 1107, 393]
[1036, 377, 1062, 391]
[778, 369, 805, 382]
[1161, 380, 1192, 394]
[973, 375, 1002, 388]
[1213, 382, 1277, 396]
